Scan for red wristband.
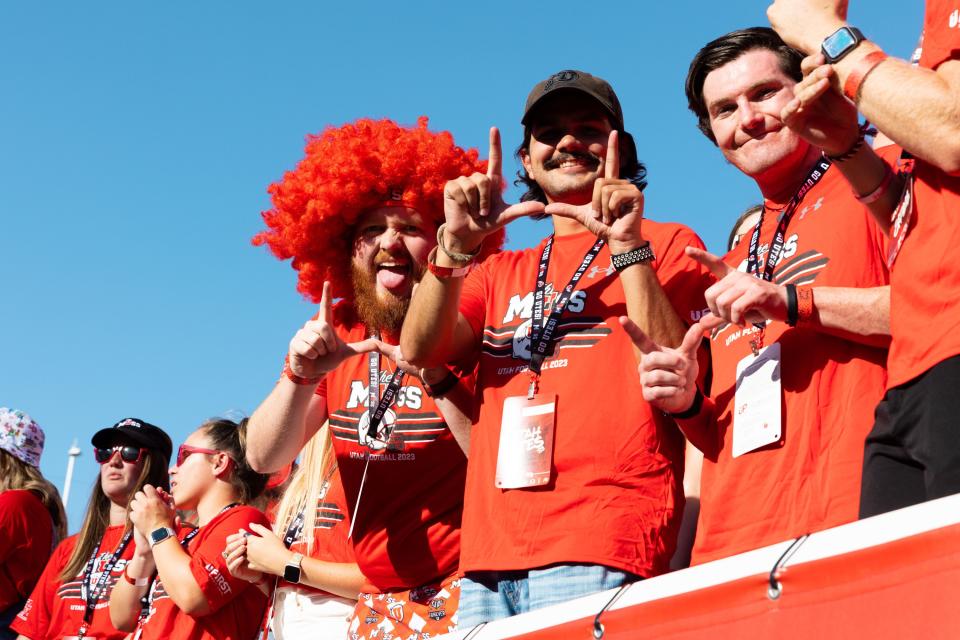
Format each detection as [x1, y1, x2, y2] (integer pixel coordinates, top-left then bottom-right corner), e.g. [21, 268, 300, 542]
[796, 286, 815, 326]
[282, 359, 322, 386]
[843, 50, 888, 102]
[426, 246, 473, 279]
[123, 565, 150, 587]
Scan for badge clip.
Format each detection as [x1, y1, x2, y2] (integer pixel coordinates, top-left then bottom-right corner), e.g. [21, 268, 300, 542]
[526, 371, 540, 399]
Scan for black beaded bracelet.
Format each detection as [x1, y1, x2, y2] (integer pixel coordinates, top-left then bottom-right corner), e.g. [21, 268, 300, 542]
[825, 124, 868, 162]
[611, 242, 655, 272]
[785, 283, 799, 327]
[668, 388, 704, 420]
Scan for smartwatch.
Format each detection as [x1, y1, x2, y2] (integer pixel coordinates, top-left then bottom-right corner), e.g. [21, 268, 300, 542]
[283, 552, 304, 584]
[149, 526, 176, 548]
[821, 26, 866, 64]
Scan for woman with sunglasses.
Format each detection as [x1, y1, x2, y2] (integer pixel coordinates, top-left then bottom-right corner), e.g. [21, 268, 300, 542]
[110, 418, 270, 640]
[0, 409, 67, 640]
[12, 418, 171, 640]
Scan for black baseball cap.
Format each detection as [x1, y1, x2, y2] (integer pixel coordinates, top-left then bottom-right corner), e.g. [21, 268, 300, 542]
[91, 417, 173, 463]
[521, 69, 625, 130]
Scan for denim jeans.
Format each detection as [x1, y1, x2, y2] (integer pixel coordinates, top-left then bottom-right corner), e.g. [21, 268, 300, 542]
[457, 564, 639, 628]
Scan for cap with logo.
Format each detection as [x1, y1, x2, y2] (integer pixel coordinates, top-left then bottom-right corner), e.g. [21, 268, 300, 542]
[522, 69, 625, 131]
[91, 417, 173, 463]
[0, 407, 45, 467]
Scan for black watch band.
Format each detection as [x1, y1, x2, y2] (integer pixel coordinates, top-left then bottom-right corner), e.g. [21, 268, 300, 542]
[821, 26, 866, 64]
[422, 369, 459, 397]
[668, 388, 704, 420]
[611, 243, 655, 272]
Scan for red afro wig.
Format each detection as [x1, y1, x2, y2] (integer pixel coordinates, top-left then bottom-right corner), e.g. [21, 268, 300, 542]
[254, 117, 505, 302]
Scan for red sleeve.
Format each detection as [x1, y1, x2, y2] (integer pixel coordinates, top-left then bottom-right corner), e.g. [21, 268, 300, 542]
[10, 538, 70, 638]
[650, 224, 715, 327]
[0, 492, 27, 562]
[189, 508, 271, 613]
[920, 0, 960, 69]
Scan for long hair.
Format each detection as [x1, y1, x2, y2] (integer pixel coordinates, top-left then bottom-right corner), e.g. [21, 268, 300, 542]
[272, 423, 336, 554]
[59, 447, 169, 582]
[0, 449, 68, 545]
[203, 418, 269, 505]
[685, 27, 804, 143]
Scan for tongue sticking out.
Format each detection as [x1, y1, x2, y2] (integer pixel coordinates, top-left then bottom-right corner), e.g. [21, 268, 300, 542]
[377, 267, 409, 292]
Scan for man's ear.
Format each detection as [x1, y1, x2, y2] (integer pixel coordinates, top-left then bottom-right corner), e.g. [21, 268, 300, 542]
[520, 148, 534, 180]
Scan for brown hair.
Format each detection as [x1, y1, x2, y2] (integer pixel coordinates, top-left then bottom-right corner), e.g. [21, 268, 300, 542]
[202, 418, 269, 505]
[0, 449, 68, 545]
[59, 446, 169, 582]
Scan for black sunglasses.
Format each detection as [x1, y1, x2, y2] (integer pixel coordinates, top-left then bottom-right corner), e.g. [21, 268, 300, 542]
[93, 445, 146, 464]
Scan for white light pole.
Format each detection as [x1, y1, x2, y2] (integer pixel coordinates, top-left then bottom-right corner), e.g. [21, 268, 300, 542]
[63, 439, 82, 509]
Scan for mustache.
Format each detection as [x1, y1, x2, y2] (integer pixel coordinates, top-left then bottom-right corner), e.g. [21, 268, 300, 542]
[543, 151, 601, 171]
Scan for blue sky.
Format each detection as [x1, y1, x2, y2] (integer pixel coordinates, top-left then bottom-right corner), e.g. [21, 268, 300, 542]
[1, 1, 921, 530]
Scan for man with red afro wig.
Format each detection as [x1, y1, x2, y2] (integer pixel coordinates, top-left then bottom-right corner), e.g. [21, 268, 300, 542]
[246, 117, 502, 638]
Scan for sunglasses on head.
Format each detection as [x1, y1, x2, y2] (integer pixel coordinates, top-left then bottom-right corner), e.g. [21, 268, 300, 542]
[94, 445, 146, 464]
[176, 444, 231, 468]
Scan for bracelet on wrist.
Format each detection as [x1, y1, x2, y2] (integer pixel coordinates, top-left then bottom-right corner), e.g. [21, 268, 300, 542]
[436, 223, 481, 264]
[427, 246, 474, 279]
[796, 286, 815, 327]
[123, 565, 151, 587]
[843, 50, 889, 103]
[785, 284, 799, 327]
[420, 368, 459, 397]
[856, 166, 895, 204]
[668, 388, 704, 420]
[825, 124, 868, 163]
[610, 242, 655, 272]
[282, 361, 322, 386]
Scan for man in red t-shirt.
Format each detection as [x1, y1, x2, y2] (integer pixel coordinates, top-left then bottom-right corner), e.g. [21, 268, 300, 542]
[401, 71, 713, 625]
[769, 1, 960, 515]
[245, 118, 504, 639]
[627, 28, 892, 564]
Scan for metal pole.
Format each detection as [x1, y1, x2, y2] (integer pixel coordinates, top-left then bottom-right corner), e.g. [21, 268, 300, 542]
[63, 439, 81, 509]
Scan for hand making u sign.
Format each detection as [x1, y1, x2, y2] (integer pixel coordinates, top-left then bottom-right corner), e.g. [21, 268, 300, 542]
[543, 130, 646, 255]
[286, 281, 382, 382]
[686, 246, 789, 327]
[439, 127, 546, 259]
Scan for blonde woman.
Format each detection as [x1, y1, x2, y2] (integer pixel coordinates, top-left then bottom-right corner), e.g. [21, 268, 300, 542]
[225, 424, 363, 639]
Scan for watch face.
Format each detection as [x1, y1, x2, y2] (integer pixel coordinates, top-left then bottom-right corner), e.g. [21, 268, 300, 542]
[823, 27, 857, 59]
[150, 528, 171, 544]
[283, 565, 301, 584]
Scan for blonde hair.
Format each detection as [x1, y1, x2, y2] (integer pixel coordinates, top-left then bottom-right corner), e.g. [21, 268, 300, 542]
[272, 423, 336, 554]
[0, 449, 68, 544]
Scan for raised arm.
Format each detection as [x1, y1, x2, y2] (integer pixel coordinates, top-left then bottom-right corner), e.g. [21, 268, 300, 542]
[402, 127, 545, 368]
[247, 282, 380, 473]
[769, 0, 960, 173]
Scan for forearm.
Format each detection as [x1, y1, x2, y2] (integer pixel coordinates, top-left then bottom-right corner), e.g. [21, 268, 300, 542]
[831, 143, 905, 235]
[619, 263, 686, 355]
[247, 380, 325, 473]
[803, 285, 890, 347]
[401, 272, 467, 368]
[430, 375, 474, 455]
[109, 555, 153, 632]
[296, 558, 366, 600]
[838, 50, 960, 174]
[151, 538, 210, 615]
[669, 442, 703, 571]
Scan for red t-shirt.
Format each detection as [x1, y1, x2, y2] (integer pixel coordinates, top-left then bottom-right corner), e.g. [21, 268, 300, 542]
[316, 313, 465, 591]
[0, 490, 54, 611]
[887, 0, 960, 388]
[278, 468, 356, 595]
[11, 524, 133, 640]
[689, 165, 890, 564]
[457, 221, 713, 578]
[138, 506, 269, 640]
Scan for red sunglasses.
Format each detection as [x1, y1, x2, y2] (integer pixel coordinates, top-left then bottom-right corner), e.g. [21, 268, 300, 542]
[176, 444, 232, 467]
[94, 445, 146, 465]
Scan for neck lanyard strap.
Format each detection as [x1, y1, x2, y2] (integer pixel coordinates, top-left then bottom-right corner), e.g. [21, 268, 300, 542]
[528, 235, 605, 377]
[365, 347, 406, 440]
[81, 530, 133, 624]
[747, 157, 831, 282]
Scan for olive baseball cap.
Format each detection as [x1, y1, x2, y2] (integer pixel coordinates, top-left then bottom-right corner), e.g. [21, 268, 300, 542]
[521, 69, 625, 130]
